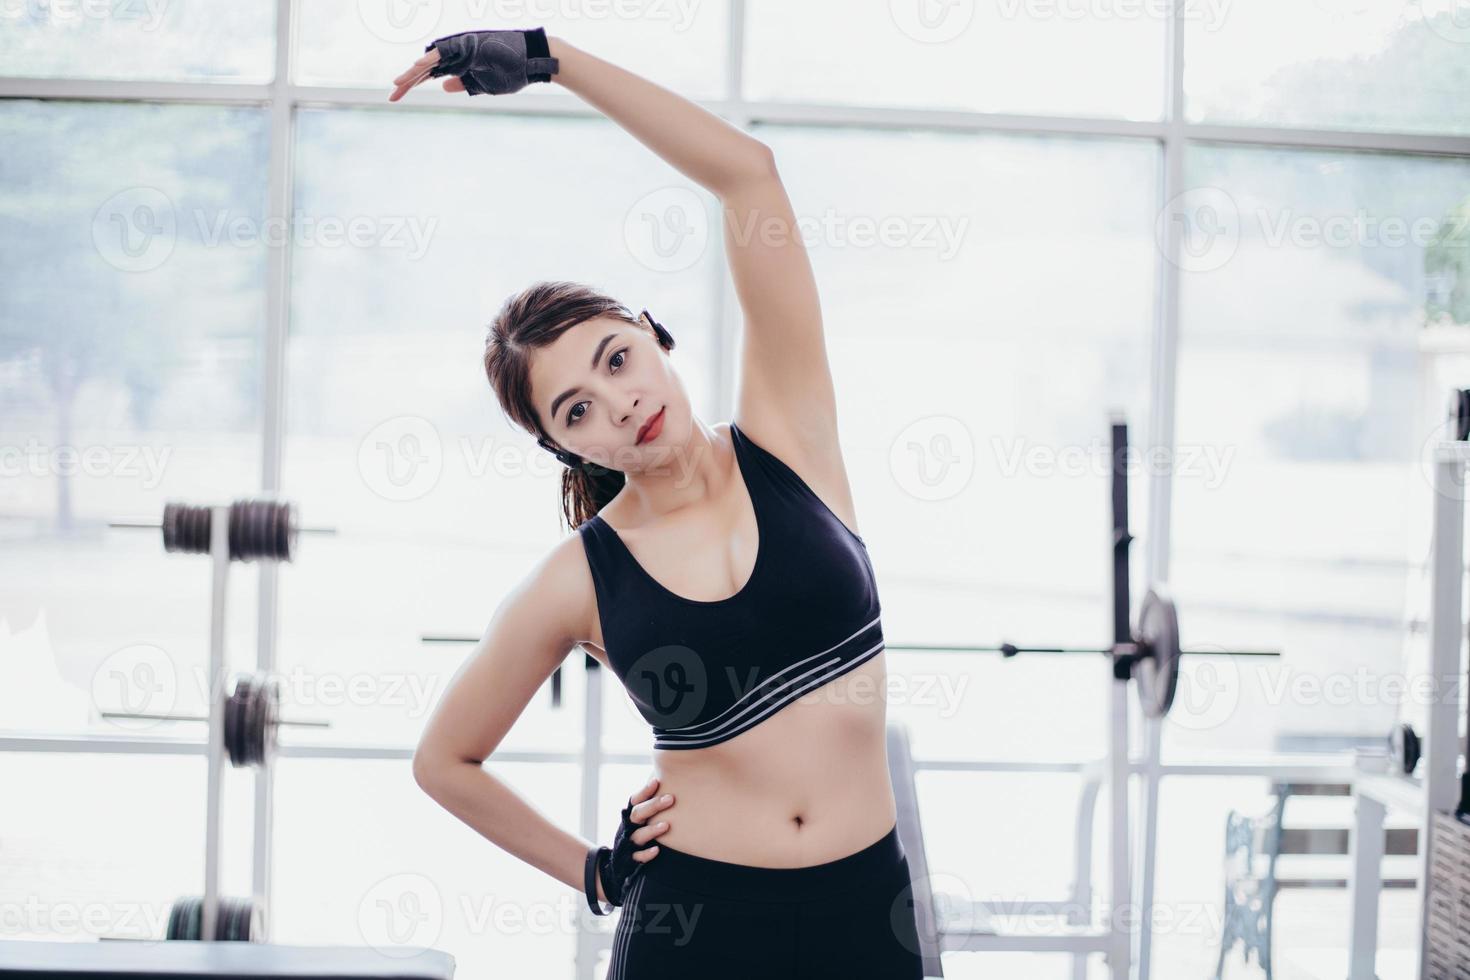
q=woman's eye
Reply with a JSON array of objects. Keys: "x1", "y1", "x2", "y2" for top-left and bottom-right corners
[{"x1": 567, "y1": 349, "x2": 628, "y2": 426}]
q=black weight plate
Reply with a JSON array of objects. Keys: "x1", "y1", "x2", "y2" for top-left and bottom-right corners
[
  {"x1": 221, "y1": 898, "x2": 239, "y2": 941},
  {"x1": 1451, "y1": 389, "x2": 1470, "y2": 442},
  {"x1": 259, "y1": 500, "x2": 274, "y2": 561},
  {"x1": 246, "y1": 501, "x2": 263, "y2": 561},
  {"x1": 268, "y1": 500, "x2": 282, "y2": 561},
  {"x1": 187, "y1": 895, "x2": 202, "y2": 942},
  {"x1": 224, "y1": 681, "x2": 239, "y2": 767},
  {"x1": 236, "y1": 677, "x2": 254, "y2": 767},
  {"x1": 162, "y1": 502, "x2": 178, "y2": 552},
  {"x1": 229, "y1": 499, "x2": 244, "y2": 561},
  {"x1": 1389, "y1": 722, "x2": 1422, "y2": 775},
  {"x1": 263, "y1": 500, "x2": 277, "y2": 561},
  {"x1": 249, "y1": 674, "x2": 268, "y2": 766},
  {"x1": 227, "y1": 679, "x2": 249, "y2": 768},
  {"x1": 244, "y1": 675, "x2": 263, "y2": 766},
  {"x1": 173, "y1": 503, "x2": 189, "y2": 554},
  {"x1": 1135, "y1": 587, "x2": 1181, "y2": 720},
  {"x1": 165, "y1": 896, "x2": 184, "y2": 939}
]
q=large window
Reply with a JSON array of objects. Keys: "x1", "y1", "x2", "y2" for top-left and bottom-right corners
[{"x1": 4, "y1": 2, "x2": 1467, "y2": 977}]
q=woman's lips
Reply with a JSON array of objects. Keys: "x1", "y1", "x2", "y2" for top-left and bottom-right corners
[{"x1": 638, "y1": 407, "x2": 665, "y2": 445}]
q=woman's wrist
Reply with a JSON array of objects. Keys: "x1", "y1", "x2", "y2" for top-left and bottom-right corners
[{"x1": 545, "y1": 34, "x2": 570, "y2": 86}]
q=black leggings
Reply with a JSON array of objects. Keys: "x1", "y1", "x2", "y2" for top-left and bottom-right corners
[{"x1": 604, "y1": 821, "x2": 925, "y2": 979}]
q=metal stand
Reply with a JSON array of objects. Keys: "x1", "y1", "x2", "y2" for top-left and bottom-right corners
[{"x1": 1346, "y1": 442, "x2": 1467, "y2": 979}]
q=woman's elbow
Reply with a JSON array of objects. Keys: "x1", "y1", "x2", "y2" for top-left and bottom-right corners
[
  {"x1": 719, "y1": 142, "x2": 779, "y2": 198},
  {"x1": 412, "y1": 747, "x2": 462, "y2": 793}
]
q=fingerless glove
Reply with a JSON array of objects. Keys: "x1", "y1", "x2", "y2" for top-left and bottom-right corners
[
  {"x1": 584, "y1": 796, "x2": 648, "y2": 915},
  {"x1": 424, "y1": 26, "x2": 559, "y2": 96}
]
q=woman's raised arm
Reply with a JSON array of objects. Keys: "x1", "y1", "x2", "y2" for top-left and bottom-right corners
[{"x1": 546, "y1": 35, "x2": 774, "y2": 199}]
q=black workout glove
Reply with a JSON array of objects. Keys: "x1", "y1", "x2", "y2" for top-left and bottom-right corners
[
  {"x1": 585, "y1": 796, "x2": 647, "y2": 914},
  {"x1": 423, "y1": 27, "x2": 559, "y2": 96}
]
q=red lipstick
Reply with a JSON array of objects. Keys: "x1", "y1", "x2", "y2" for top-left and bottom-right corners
[{"x1": 637, "y1": 407, "x2": 665, "y2": 445}]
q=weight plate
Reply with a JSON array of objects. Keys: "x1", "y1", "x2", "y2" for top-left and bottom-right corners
[
  {"x1": 245, "y1": 675, "x2": 264, "y2": 766},
  {"x1": 248, "y1": 501, "x2": 265, "y2": 561},
  {"x1": 227, "y1": 678, "x2": 250, "y2": 768},
  {"x1": 249, "y1": 674, "x2": 268, "y2": 766},
  {"x1": 1451, "y1": 389, "x2": 1470, "y2": 442},
  {"x1": 270, "y1": 502, "x2": 283, "y2": 564},
  {"x1": 229, "y1": 499, "x2": 243, "y2": 560},
  {"x1": 162, "y1": 502, "x2": 177, "y2": 552},
  {"x1": 1134, "y1": 587, "x2": 1181, "y2": 720},
  {"x1": 1389, "y1": 722, "x2": 1421, "y2": 775}
]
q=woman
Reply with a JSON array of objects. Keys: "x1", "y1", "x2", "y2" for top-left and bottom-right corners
[{"x1": 396, "y1": 27, "x2": 923, "y2": 979}]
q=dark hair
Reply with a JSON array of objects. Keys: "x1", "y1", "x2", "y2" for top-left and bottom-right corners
[{"x1": 483, "y1": 280, "x2": 641, "y2": 532}]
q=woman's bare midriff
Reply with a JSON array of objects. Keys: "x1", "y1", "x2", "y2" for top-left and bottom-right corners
[
  {"x1": 585, "y1": 637, "x2": 898, "y2": 868},
  {"x1": 651, "y1": 649, "x2": 897, "y2": 867}
]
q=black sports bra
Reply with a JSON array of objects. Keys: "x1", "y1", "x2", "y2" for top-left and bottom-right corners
[{"x1": 576, "y1": 421, "x2": 884, "y2": 751}]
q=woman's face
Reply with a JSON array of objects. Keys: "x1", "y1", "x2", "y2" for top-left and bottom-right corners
[{"x1": 531, "y1": 314, "x2": 684, "y2": 473}]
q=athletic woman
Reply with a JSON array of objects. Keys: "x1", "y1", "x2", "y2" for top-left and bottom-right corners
[{"x1": 395, "y1": 27, "x2": 923, "y2": 979}]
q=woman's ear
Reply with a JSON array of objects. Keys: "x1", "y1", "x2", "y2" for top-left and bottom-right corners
[{"x1": 640, "y1": 309, "x2": 675, "y2": 351}]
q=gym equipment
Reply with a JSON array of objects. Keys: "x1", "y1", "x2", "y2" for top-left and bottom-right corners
[
  {"x1": 1214, "y1": 795, "x2": 1286, "y2": 980},
  {"x1": 0, "y1": 939, "x2": 455, "y2": 978},
  {"x1": 876, "y1": 415, "x2": 1282, "y2": 979},
  {"x1": 1389, "y1": 722, "x2": 1422, "y2": 776},
  {"x1": 887, "y1": 418, "x2": 1278, "y2": 721},
  {"x1": 108, "y1": 498, "x2": 332, "y2": 943},
  {"x1": 1349, "y1": 420, "x2": 1470, "y2": 978},
  {"x1": 1426, "y1": 811, "x2": 1470, "y2": 979},
  {"x1": 1449, "y1": 387, "x2": 1470, "y2": 442},
  {"x1": 111, "y1": 498, "x2": 332, "y2": 561},
  {"x1": 166, "y1": 895, "x2": 262, "y2": 941},
  {"x1": 102, "y1": 673, "x2": 327, "y2": 769}
]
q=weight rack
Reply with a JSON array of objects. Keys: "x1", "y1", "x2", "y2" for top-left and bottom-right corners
[{"x1": 1348, "y1": 439, "x2": 1470, "y2": 979}]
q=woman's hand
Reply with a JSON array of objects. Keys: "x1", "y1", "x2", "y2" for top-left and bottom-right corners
[
  {"x1": 388, "y1": 27, "x2": 559, "y2": 102},
  {"x1": 597, "y1": 775, "x2": 675, "y2": 904},
  {"x1": 388, "y1": 48, "x2": 458, "y2": 102},
  {"x1": 625, "y1": 774, "x2": 675, "y2": 862}
]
